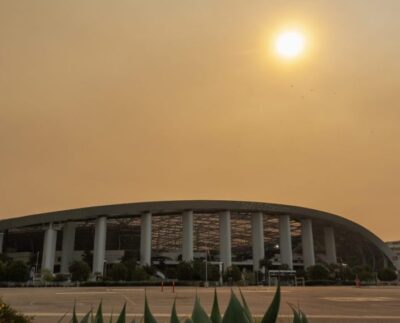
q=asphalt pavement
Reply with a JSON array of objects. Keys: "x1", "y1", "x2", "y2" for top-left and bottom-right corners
[{"x1": 1, "y1": 285, "x2": 400, "y2": 322}]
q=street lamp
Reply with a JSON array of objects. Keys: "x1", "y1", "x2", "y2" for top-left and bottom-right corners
[{"x1": 205, "y1": 247, "x2": 209, "y2": 287}]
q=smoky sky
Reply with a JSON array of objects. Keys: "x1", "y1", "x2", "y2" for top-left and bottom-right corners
[{"x1": 1, "y1": 1, "x2": 399, "y2": 240}]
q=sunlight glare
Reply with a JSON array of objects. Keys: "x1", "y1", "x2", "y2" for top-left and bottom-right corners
[{"x1": 275, "y1": 30, "x2": 305, "y2": 59}]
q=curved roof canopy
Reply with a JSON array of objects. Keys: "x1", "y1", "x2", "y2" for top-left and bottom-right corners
[{"x1": 0, "y1": 200, "x2": 398, "y2": 269}]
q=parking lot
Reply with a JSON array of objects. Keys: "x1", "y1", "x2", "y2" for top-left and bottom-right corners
[{"x1": 1, "y1": 285, "x2": 400, "y2": 322}]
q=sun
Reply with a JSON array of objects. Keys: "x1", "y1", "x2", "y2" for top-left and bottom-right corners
[{"x1": 275, "y1": 30, "x2": 305, "y2": 59}]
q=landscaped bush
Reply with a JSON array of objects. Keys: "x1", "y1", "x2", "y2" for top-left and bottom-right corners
[
  {"x1": 305, "y1": 279, "x2": 336, "y2": 286},
  {"x1": 327, "y1": 264, "x2": 355, "y2": 281},
  {"x1": 54, "y1": 273, "x2": 69, "y2": 282},
  {"x1": 224, "y1": 265, "x2": 242, "y2": 282},
  {"x1": 122, "y1": 258, "x2": 137, "y2": 281},
  {"x1": 377, "y1": 268, "x2": 397, "y2": 281},
  {"x1": 6, "y1": 261, "x2": 29, "y2": 282},
  {"x1": 0, "y1": 261, "x2": 6, "y2": 281},
  {"x1": 69, "y1": 260, "x2": 91, "y2": 282},
  {"x1": 193, "y1": 260, "x2": 220, "y2": 281},
  {"x1": 131, "y1": 266, "x2": 149, "y2": 281},
  {"x1": 61, "y1": 284, "x2": 308, "y2": 323},
  {"x1": 0, "y1": 297, "x2": 33, "y2": 323},
  {"x1": 177, "y1": 261, "x2": 194, "y2": 281},
  {"x1": 353, "y1": 265, "x2": 374, "y2": 282},
  {"x1": 306, "y1": 264, "x2": 330, "y2": 281},
  {"x1": 165, "y1": 267, "x2": 177, "y2": 279},
  {"x1": 41, "y1": 268, "x2": 55, "y2": 282},
  {"x1": 109, "y1": 263, "x2": 128, "y2": 281},
  {"x1": 143, "y1": 265, "x2": 156, "y2": 276}
]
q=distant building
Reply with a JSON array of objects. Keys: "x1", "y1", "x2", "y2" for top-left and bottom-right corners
[{"x1": 0, "y1": 200, "x2": 398, "y2": 275}]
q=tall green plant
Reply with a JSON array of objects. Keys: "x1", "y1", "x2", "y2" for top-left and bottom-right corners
[{"x1": 64, "y1": 284, "x2": 307, "y2": 323}]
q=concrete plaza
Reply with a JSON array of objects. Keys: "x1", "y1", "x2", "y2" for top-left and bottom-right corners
[{"x1": 1, "y1": 285, "x2": 400, "y2": 322}]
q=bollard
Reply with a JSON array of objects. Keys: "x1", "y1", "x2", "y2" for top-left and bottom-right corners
[
  {"x1": 172, "y1": 280, "x2": 175, "y2": 293},
  {"x1": 161, "y1": 280, "x2": 164, "y2": 292},
  {"x1": 355, "y1": 274, "x2": 361, "y2": 288}
]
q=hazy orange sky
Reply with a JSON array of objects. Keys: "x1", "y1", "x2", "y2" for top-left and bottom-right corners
[{"x1": 1, "y1": 1, "x2": 399, "y2": 241}]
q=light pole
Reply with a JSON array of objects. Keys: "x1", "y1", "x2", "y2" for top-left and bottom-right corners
[{"x1": 205, "y1": 247, "x2": 209, "y2": 287}]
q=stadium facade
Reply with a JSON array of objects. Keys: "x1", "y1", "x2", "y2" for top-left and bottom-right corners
[{"x1": 0, "y1": 200, "x2": 398, "y2": 275}]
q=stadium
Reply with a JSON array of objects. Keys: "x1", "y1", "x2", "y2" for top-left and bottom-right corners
[{"x1": 0, "y1": 200, "x2": 398, "y2": 276}]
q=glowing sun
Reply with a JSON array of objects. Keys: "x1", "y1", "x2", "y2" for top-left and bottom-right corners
[{"x1": 275, "y1": 31, "x2": 305, "y2": 59}]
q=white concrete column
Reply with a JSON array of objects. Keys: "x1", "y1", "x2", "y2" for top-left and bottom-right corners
[
  {"x1": 182, "y1": 210, "x2": 194, "y2": 262},
  {"x1": 279, "y1": 215, "x2": 293, "y2": 269},
  {"x1": 60, "y1": 222, "x2": 77, "y2": 274},
  {"x1": 301, "y1": 219, "x2": 315, "y2": 268},
  {"x1": 93, "y1": 216, "x2": 107, "y2": 274},
  {"x1": 41, "y1": 223, "x2": 57, "y2": 273},
  {"x1": 324, "y1": 227, "x2": 337, "y2": 264},
  {"x1": 251, "y1": 212, "x2": 265, "y2": 271},
  {"x1": 0, "y1": 232, "x2": 4, "y2": 253},
  {"x1": 140, "y1": 212, "x2": 152, "y2": 266},
  {"x1": 219, "y1": 210, "x2": 232, "y2": 269}
]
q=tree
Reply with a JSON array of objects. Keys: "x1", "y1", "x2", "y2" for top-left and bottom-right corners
[
  {"x1": 306, "y1": 265, "x2": 330, "y2": 281},
  {"x1": 69, "y1": 260, "x2": 91, "y2": 282},
  {"x1": 6, "y1": 261, "x2": 29, "y2": 282},
  {"x1": 109, "y1": 263, "x2": 128, "y2": 281},
  {"x1": 378, "y1": 268, "x2": 397, "y2": 281}
]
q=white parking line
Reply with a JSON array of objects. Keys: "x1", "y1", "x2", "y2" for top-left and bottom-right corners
[
  {"x1": 55, "y1": 291, "x2": 116, "y2": 295},
  {"x1": 321, "y1": 297, "x2": 397, "y2": 302},
  {"x1": 121, "y1": 294, "x2": 137, "y2": 306},
  {"x1": 107, "y1": 288, "x2": 144, "y2": 292}
]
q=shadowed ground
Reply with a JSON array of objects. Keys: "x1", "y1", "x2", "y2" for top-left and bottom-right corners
[{"x1": 1, "y1": 286, "x2": 400, "y2": 322}]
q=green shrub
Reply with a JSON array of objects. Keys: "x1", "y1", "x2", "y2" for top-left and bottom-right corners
[
  {"x1": 0, "y1": 261, "x2": 6, "y2": 281},
  {"x1": 69, "y1": 260, "x2": 91, "y2": 282},
  {"x1": 177, "y1": 261, "x2": 194, "y2": 281},
  {"x1": 306, "y1": 264, "x2": 330, "y2": 280},
  {"x1": 131, "y1": 266, "x2": 149, "y2": 281},
  {"x1": 193, "y1": 260, "x2": 220, "y2": 281},
  {"x1": 54, "y1": 273, "x2": 69, "y2": 282},
  {"x1": 6, "y1": 261, "x2": 29, "y2": 282},
  {"x1": 353, "y1": 265, "x2": 374, "y2": 282},
  {"x1": 143, "y1": 265, "x2": 156, "y2": 276},
  {"x1": 122, "y1": 258, "x2": 137, "y2": 281},
  {"x1": 109, "y1": 263, "x2": 128, "y2": 281},
  {"x1": 328, "y1": 264, "x2": 355, "y2": 281},
  {"x1": 165, "y1": 267, "x2": 177, "y2": 279},
  {"x1": 62, "y1": 283, "x2": 308, "y2": 323},
  {"x1": 378, "y1": 268, "x2": 397, "y2": 281},
  {"x1": 41, "y1": 268, "x2": 54, "y2": 282},
  {"x1": 224, "y1": 265, "x2": 242, "y2": 282},
  {"x1": 0, "y1": 297, "x2": 33, "y2": 323}
]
